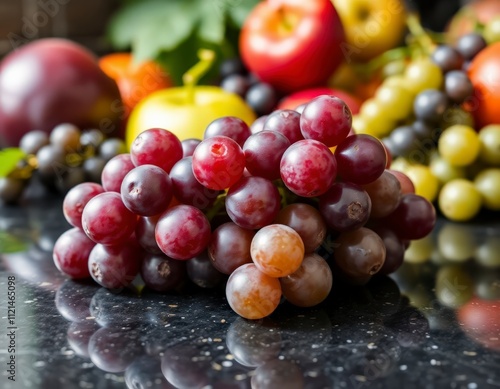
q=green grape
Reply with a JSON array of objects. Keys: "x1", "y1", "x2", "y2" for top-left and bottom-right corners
[
  {"x1": 474, "y1": 168, "x2": 500, "y2": 210},
  {"x1": 438, "y1": 125, "x2": 480, "y2": 167},
  {"x1": 479, "y1": 125, "x2": 500, "y2": 166},
  {"x1": 438, "y1": 179, "x2": 482, "y2": 221},
  {"x1": 404, "y1": 58, "x2": 443, "y2": 94},
  {"x1": 429, "y1": 156, "x2": 466, "y2": 185},
  {"x1": 405, "y1": 164, "x2": 439, "y2": 202},
  {"x1": 374, "y1": 84, "x2": 414, "y2": 121},
  {"x1": 483, "y1": 15, "x2": 500, "y2": 44}
]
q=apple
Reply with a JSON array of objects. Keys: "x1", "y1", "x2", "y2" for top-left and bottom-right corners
[
  {"x1": 239, "y1": 0, "x2": 345, "y2": 93},
  {"x1": 0, "y1": 38, "x2": 123, "y2": 148},
  {"x1": 126, "y1": 86, "x2": 256, "y2": 148},
  {"x1": 277, "y1": 87, "x2": 362, "y2": 114},
  {"x1": 331, "y1": 0, "x2": 407, "y2": 63}
]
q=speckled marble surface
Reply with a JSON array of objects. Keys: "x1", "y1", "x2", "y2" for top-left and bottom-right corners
[{"x1": 0, "y1": 192, "x2": 499, "y2": 389}]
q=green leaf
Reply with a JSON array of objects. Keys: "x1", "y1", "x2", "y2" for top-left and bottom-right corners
[
  {"x1": 0, "y1": 231, "x2": 28, "y2": 254},
  {"x1": 0, "y1": 148, "x2": 25, "y2": 178},
  {"x1": 227, "y1": 0, "x2": 261, "y2": 27},
  {"x1": 197, "y1": 1, "x2": 226, "y2": 44}
]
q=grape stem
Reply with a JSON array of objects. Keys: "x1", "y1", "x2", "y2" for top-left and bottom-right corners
[
  {"x1": 205, "y1": 193, "x2": 226, "y2": 222},
  {"x1": 182, "y1": 49, "x2": 216, "y2": 104}
]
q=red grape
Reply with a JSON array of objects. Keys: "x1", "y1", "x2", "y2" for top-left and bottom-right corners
[
  {"x1": 387, "y1": 169, "x2": 415, "y2": 194},
  {"x1": 362, "y1": 170, "x2": 402, "y2": 218},
  {"x1": 82, "y1": 192, "x2": 138, "y2": 245},
  {"x1": 135, "y1": 215, "x2": 162, "y2": 254},
  {"x1": 192, "y1": 135, "x2": 245, "y2": 190},
  {"x1": 63, "y1": 182, "x2": 104, "y2": 229},
  {"x1": 203, "y1": 116, "x2": 251, "y2": 147},
  {"x1": 181, "y1": 138, "x2": 201, "y2": 157},
  {"x1": 300, "y1": 95, "x2": 352, "y2": 147},
  {"x1": 155, "y1": 205, "x2": 211, "y2": 260},
  {"x1": 101, "y1": 153, "x2": 135, "y2": 192},
  {"x1": 280, "y1": 139, "x2": 337, "y2": 197},
  {"x1": 263, "y1": 109, "x2": 303, "y2": 143},
  {"x1": 53, "y1": 227, "x2": 95, "y2": 279}
]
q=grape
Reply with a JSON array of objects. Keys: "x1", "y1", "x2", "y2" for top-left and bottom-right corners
[
  {"x1": 280, "y1": 139, "x2": 337, "y2": 197},
  {"x1": 300, "y1": 95, "x2": 352, "y2": 147},
  {"x1": 474, "y1": 168, "x2": 500, "y2": 210},
  {"x1": 412, "y1": 120, "x2": 434, "y2": 140},
  {"x1": 181, "y1": 138, "x2": 201, "y2": 158},
  {"x1": 334, "y1": 227, "x2": 386, "y2": 279},
  {"x1": 371, "y1": 227, "x2": 405, "y2": 275},
  {"x1": 429, "y1": 156, "x2": 466, "y2": 185},
  {"x1": 219, "y1": 57, "x2": 246, "y2": 78},
  {"x1": 386, "y1": 125, "x2": 418, "y2": 157},
  {"x1": 431, "y1": 45, "x2": 464, "y2": 73},
  {"x1": 243, "y1": 130, "x2": 291, "y2": 180},
  {"x1": 374, "y1": 84, "x2": 413, "y2": 121},
  {"x1": 80, "y1": 129, "x2": 104, "y2": 150},
  {"x1": 19, "y1": 130, "x2": 49, "y2": 154},
  {"x1": 192, "y1": 135, "x2": 245, "y2": 190},
  {"x1": 438, "y1": 177, "x2": 481, "y2": 221},
  {"x1": 208, "y1": 222, "x2": 255, "y2": 275},
  {"x1": 387, "y1": 169, "x2": 415, "y2": 194},
  {"x1": 130, "y1": 128, "x2": 183, "y2": 173},
  {"x1": 383, "y1": 193, "x2": 436, "y2": 239},
  {"x1": 444, "y1": 70, "x2": 473, "y2": 104},
  {"x1": 36, "y1": 144, "x2": 65, "y2": 182},
  {"x1": 225, "y1": 263, "x2": 281, "y2": 319},
  {"x1": 250, "y1": 224, "x2": 305, "y2": 278},
  {"x1": 186, "y1": 251, "x2": 226, "y2": 288},
  {"x1": 169, "y1": 157, "x2": 219, "y2": 210},
  {"x1": 274, "y1": 203, "x2": 327, "y2": 253},
  {"x1": 101, "y1": 153, "x2": 135, "y2": 192},
  {"x1": 225, "y1": 176, "x2": 281, "y2": 229},
  {"x1": 141, "y1": 253, "x2": 186, "y2": 292},
  {"x1": 438, "y1": 124, "x2": 480, "y2": 166},
  {"x1": 319, "y1": 182, "x2": 371, "y2": 232},
  {"x1": 405, "y1": 165, "x2": 439, "y2": 202},
  {"x1": 335, "y1": 134, "x2": 387, "y2": 185},
  {"x1": 456, "y1": 33, "x2": 487, "y2": 60},
  {"x1": 82, "y1": 156, "x2": 106, "y2": 183},
  {"x1": 135, "y1": 215, "x2": 163, "y2": 255},
  {"x1": 53, "y1": 227, "x2": 95, "y2": 279},
  {"x1": 250, "y1": 115, "x2": 268, "y2": 134},
  {"x1": 0, "y1": 177, "x2": 25, "y2": 204},
  {"x1": 98, "y1": 138, "x2": 127, "y2": 161},
  {"x1": 263, "y1": 109, "x2": 303, "y2": 144},
  {"x1": 55, "y1": 166, "x2": 86, "y2": 194},
  {"x1": 280, "y1": 253, "x2": 332, "y2": 307},
  {"x1": 88, "y1": 240, "x2": 143, "y2": 290},
  {"x1": 50, "y1": 123, "x2": 81, "y2": 152},
  {"x1": 203, "y1": 116, "x2": 251, "y2": 147},
  {"x1": 362, "y1": 170, "x2": 402, "y2": 218},
  {"x1": 413, "y1": 89, "x2": 449, "y2": 123},
  {"x1": 479, "y1": 125, "x2": 500, "y2": 165},
  {"x1": 63, "y1": 182, "x2": 105, "y2": 229},
  {"x1": 155, "y1": 205, "x2": 211, "y2": 260},
  {"x1": 404, "y1": 58, "x2": 443, "y2": 93},
  {"x1": 82, "y1": 192, "x2": 138, "y2": 246},
  {"x1": 120, "y1": 164, "x2": 173, "y2": 216},
  {"x1": 245, "y1": 82, "x2": 278, "y2": 116},
  {"x1": 220, "y1": 74, "x2": 249, "y2": 97}
]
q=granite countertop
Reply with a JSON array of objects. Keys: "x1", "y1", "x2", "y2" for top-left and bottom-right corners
[{"x1": 0, "y1": 190, "x2": 499, "y2": 389}]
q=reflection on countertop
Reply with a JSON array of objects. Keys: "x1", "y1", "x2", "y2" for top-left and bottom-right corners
[{"x1": 0, "y1": 197, "x2": 499, "y2": 389}]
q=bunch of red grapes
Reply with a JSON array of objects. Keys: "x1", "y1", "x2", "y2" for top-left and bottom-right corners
[{"x1": 53, "y1": 95, "x2": 436, "y2": 320}]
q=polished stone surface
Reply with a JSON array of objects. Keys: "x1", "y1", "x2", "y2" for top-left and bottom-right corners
[{"x1": 0, "y1": 191, "x2": 499, "y2": 389}]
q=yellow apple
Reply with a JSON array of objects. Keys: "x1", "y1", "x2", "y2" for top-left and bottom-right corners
[{"x1": 332, "y1": 0, "x2": 407, "y2": 63}]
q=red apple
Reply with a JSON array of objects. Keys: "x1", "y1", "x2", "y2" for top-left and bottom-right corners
[
  {"x1": 0, "y1": 38, "x2": 123, "y2": 147},
  {"x1": 277, "y1": 87, "x2": 362, "y2": 114},
  {"x1": 239, "y1": 0, "x2": 345, "y2": 93}
]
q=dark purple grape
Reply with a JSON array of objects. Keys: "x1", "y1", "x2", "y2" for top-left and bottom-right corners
[
  {"x1": 371, "y1": 226, "x2": 405, "y2": 275},
  {"x1": 19, "y1": 129, "x2": 49, "y2": 154},
  {"x1": 135, "y1": 215, "x2": 163, "y2": 254},
  {"x1": 186, "y1": 251, "x2": 226, "y2": 288},
  {"x1": 411, "y1": 120, "x2": 433, "y2": 140},
  {"x1": 388, "y1": 125, "x2": 419, "y2": 157},
  {"x1": 456, "y1": 33, "x2": 487, "y2": 60},
  {"x1": 243, "y1": 130, "x2": 290, "y2": 180},
  {"x1": 263, "y1": 109, "x2": 303, "y2": 144},
  {"x1": 169, "y1": 157, "x2": 219, "y2": 210},
  {"x1": 362, "y1": 170, "x2": 402, "y2": 219},
  {"x1": 246, "y1": 82, "x2": 278, "y2": 116},
  {"x1": 413, "y1": 89, "x2": 449, "y2": 123},
  {"x1": 220, "y1": 74, "x2": 249, "y2": 97},
  {"x1": 88, "y1": 240, "x2": 144, "y2": 290},
  {"x1": 80, "y1": 128, "x2": 104, "y2": 150},
  {"x1": 335, "y1": 134, "x2": 387, "y2": 185},
  {"x1": 141, "y1": 253, "x2": 186, "y2": 292},
  {"x1": 225, "y1": 176, "x2": 281, "y2": 229},
  {"x1": 181, "y1": 138, "x2": 201, "y2": 157},
  {"x1": 431, "y1": 45, "x2": 464, "y2": 73},
  {"x1": 444, "y1": 70, "x2": 473, "y2": 104},
  {"x1": 36, "y1": 144, "x2": 65, "y2": 181},
  {"x1": 319, "y1": 182, "x2": 372, "y2": 232},
  {"x1": 219, "y1": 57, "x2": 247, "y2": 78},
  {"x1": 208, "y1": 222, "x2": 255, "y2": 274},
  {"x1": 82, "y1": 156, "x2": 106, "y2": 183},
  {"x1": 120, "y1": 164, "x2": 173, "y2": 216},
  {"x1": 55, "y1": 166, "x2": 86, "y2": 194}
]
